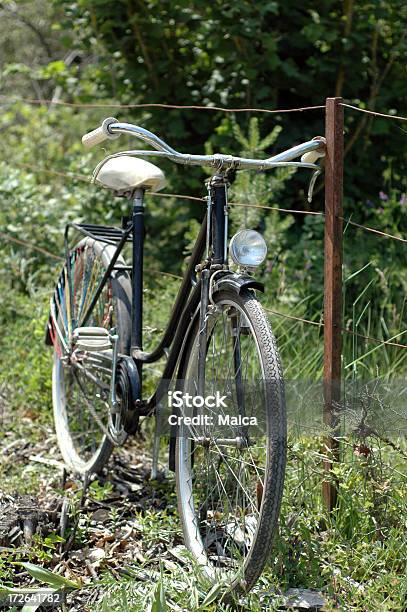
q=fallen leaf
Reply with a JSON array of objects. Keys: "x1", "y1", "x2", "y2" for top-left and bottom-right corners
[{"x1": 87, "y1": 548, "x2": 106, "y2": 568}]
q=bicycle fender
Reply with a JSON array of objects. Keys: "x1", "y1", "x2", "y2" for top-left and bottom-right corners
[{"x1": 213, "y1": 272, "x2": 264, "y2": 295}]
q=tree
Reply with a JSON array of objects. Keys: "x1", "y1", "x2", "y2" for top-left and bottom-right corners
[{"x1": 51, "y1": 0, "x2": 407, "y2": 205}]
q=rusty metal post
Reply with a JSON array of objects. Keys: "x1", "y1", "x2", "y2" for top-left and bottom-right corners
[{"x1": 323, "y1": 97, "x2": 344, "y2": 510}]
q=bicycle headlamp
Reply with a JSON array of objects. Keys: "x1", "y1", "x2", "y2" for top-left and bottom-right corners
[{"x1": 229, "y1": 230, "x2": 267, "y2": 268}]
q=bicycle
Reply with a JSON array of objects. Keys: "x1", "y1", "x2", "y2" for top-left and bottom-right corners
[{"x1": 45, "y1": 117, "x2": 325, "y2": 595}]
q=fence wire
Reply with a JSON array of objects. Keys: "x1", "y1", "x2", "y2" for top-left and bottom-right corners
[
  {"x1": 341, "y1": 102, "x2": 407, "y2": 122},
  {"x1": 2, "y1": 214, "x2": 406, "y2": 351},
  {"x1": 10, "y1": 161, "x2": 407, "y2": 244},
  {"x1": 1, "y1": 100, "x2": 406, "y2": 355},
  {"x1": 0, "y1": 94, "x2": 325, "y2": 114},
  {"x1": 1, "y1": 94, "x2": 406, "y2": 121}
]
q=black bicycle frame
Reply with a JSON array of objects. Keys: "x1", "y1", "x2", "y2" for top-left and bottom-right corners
[
  {"x1": 130, "y1": 189, "x2": 145, "y2": 357},
  {"x1": 53, "y1": 175, "x2": 230, "y2": 409}
]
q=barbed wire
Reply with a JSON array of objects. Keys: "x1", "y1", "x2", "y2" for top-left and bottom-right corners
[
  {"x1": 152, "y1": 191, "x2": 205, "y2": 204},
  {"x1": 0, "y1": 230, "x2": 182, "y2": 282},
  {"x1": 228, "y1": 201, "x2": 323, "y2": 217},
  {"x1": 152, "y1": 192, "x2": 324, "y2": 217},
  {"x1": 0, "y1": 94, "x2": 325, "y2": 114},
  {"x1": 265, "y1": 307, "x2": 407, "y2": 348},
  {"x1": 341, "y1": 103, "x2": 407, "y2": 122},
  {"x1": 2, "y1": 228, "x2": 406, "y2": 350},
  {"x1": 1, "y1": 94, "x2": 406, "y2": 121},
  {"x1": 341, "y1": 218, "x2": 407, "y2": 244},
  {"x1": 342, "y1": 327, "x2": 407, "y2": 349},
  {"x1": 0, "y1": 230, "x2": 64, "y2": 261},
  {"x1": 264, "y1": 308, "x2": 323, "y2": 327},
  {"x1": 14, "y1": 161, "x2": 90, "y2": 183},
  {"x1": 3, "y1": 135, "x2": 407, "y2": 352},
  {"x1": 11, "y1": 161, "x2": 324, "y2": 218},
  {"x1": 96, "y1": 195, "x2": 407, "y2": 245},
  {"x1": 12, "y1": 161, "x2": 407, "y2": 243}
]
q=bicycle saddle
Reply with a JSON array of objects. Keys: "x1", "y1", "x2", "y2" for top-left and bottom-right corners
[{"x1": 94, "y1": 155, "x2": 166, "y2": 194}]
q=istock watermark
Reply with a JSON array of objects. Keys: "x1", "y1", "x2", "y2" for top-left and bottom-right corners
[
  {"x1": 168, "y1": 390, "x2": 228, "y2": 409},
  {"x1": 166, "y1": 389, "x2": 259, "y2": 429},
  {"x1": 152, "y1": 379, "x2": 407, "y2": 439}
]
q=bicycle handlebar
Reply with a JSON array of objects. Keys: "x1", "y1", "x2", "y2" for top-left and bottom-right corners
[{"x1": 82, "y1": 118, "x2": 326, "y2": 171}]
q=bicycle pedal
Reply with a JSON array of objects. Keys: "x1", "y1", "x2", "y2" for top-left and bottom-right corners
[{"x1": 72, "y1": 327, "x2": 113, "y2": 352}]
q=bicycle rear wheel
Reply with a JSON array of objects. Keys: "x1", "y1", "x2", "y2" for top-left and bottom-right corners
[
  {"x1": 51, "y1": 238, "x2": 131, "y2": 474},
  {"x1": 175, "y1": 288, "x2": 286, "y2": 594}
]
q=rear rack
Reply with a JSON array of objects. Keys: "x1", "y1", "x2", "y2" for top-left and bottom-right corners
[
  {"x1": 68, "y1": 222, "x2": 133, "y2": 246},
  {"x1": 46, "y1": 221, "x2": 133, "y2": 347}
]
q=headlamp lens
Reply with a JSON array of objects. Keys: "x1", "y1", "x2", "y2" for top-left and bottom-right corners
[{"x1": 229, "y1": 230, "x2": 267, "y2": 267}]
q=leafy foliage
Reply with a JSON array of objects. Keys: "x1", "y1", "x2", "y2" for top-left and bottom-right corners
[
  {"x1": 49, "y1": 0, "x2": 407, "y2": 201},
  {"x1": 0, "y1": 3, "x2": 406, "y2": 610}
]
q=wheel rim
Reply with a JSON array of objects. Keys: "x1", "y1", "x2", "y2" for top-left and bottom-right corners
[
  {"x1": 177, "y1": 297, "x2": 273, "y2": 586},
  {"x1": 52, "y1": 241, "x2": 119, "y2": 470}
]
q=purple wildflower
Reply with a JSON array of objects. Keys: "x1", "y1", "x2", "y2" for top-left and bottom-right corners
[
  {"x1": 379, "y1": 191, "x2": 388, "y2": 201},
  {"x1": 399, "y1": 193, "x2": 406, "y2": 205}
]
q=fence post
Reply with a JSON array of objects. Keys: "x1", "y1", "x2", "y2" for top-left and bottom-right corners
[{"x1": 323, "y1": 97, "x2": 344, "y2": 510}]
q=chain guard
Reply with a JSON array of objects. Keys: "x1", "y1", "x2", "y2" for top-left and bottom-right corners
[{"x1": 114, "y1": 356, "x2": 141, "y2": 435}]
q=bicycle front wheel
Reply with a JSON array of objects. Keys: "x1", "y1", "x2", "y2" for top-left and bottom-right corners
[{"x1": 175, "y1": 288, "x2": 286, "y2": 594}]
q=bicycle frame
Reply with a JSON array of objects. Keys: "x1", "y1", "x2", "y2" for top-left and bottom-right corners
[
  {"x1": 49, "y1": 172, "x2": 246, "y2": 416},
  {"x1": 47, "y1": 129, "x2": 324, "y2": 387}
]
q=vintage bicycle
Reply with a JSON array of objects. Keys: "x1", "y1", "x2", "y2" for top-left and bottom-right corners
[{"x1": 45, "y1": 117, "x2": 325, "y2": 594}]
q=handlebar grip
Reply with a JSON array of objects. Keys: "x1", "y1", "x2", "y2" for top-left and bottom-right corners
[
  {"x1": 82, "y1": 126, "x2": 106, "y2": 148},
  {"x1": 301, "y1": 150, "x2": 325, "y2": 164},
  {"x1": 82, "y1": 117, "x2": 119, "y2": 148},
  {"x1": 301, "y1": 136, "x2": 326, "y2": 164}
]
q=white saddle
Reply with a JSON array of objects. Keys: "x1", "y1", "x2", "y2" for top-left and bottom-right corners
[{"x1": 94, "y1": 156, "x2": 166, "y2": 194}]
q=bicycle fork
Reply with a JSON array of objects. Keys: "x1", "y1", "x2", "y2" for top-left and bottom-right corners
[{"x1": 197, "y1": 175, "x2": 251, "y2": 444}]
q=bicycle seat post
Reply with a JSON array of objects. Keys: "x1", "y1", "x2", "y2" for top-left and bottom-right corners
[{"x1": 131, "y1": 187, "x2": 145, "y2": 376}]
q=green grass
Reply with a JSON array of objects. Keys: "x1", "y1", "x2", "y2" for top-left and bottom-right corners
[
  {"x1": 0, "y1": 275, "x2": 406, "y2": 611},
  {"x1": 87, "y1": 436, "x2": 406, "y2": 611}
]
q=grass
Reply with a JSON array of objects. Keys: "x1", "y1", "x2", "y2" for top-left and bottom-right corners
[
  {"x1": 0, "y1": 270, "x2": 406, "y2": 610},
  {"x1": 81, "y1": 436, "x2": 407, "y2": 611}
]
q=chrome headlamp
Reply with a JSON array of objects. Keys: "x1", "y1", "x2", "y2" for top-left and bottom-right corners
[{"x1": 229, "y1": 230, "x2": 267, "y2": 268}]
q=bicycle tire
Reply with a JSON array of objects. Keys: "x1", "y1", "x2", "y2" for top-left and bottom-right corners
[{"x1": 175, "y1": 288, "x2": 286, "y2": 594}]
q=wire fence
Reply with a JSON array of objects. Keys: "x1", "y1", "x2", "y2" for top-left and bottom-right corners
[
  {"x1": 0, "y1": 230, "x2": 64, "y2": 261},
  {"x1": 0, "y1": 95, "x2": 407, "y2": 510},
  {"x1": 1, "y1": 94, "x2": 406, "y2": 121},
  {"x1": 341, "y1": 103, "x2": 407, "y2": 122},
  {"x1": 1, "y1": 98, "x2": 407, "y2": 357},
  {"x1": 9, "y1": 161, "x2": 407, "y2": 245},
  {"x1": 2, "y1": 95, "x2": 406, "y2": 515},
  {"x1": 0, "y1": 94, "x2": 325, "y2": 114},
  {"x1": 2, "y1": 162, "x2": 406, "y2": 351}
]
